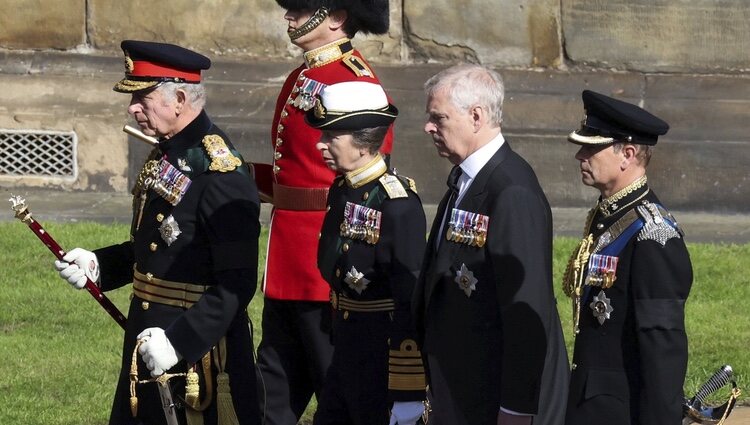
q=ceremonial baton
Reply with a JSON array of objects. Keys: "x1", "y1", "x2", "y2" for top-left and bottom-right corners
[{"x1": 9, "y1": 195, "x2": 127, "y2": 330}]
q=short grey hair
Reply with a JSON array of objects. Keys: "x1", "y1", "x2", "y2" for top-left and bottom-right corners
[
  {"x1": 424, "y1": 64, "x2": 505, "y2": 127},
  {"x1": 157, "y1": 82, "x2": 207, "y2": 110},
  {"x1": 351, "y1": 126, "x2": 389, "y2": 154}
]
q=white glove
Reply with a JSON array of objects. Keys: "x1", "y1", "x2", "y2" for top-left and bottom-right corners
[
  {"x1": 137, "y1": 327, "x2": 182, "y2": 377},
  {"x1": 54, "y1": 248, "x2": 100, "y2": 289},
  {"x1": 389, "y1": 401, "x2": 424, "y2": 425}
]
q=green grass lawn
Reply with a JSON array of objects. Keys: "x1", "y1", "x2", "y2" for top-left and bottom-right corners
[{"x1": 0, "y1": 222, "x2": 747, "y2": 424}]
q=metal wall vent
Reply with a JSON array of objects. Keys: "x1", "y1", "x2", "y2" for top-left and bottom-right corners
[{"x1": 0, "y1": 129, "x2": 77, "y2": 179}]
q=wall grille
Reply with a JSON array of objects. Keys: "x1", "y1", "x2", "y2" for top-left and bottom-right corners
[{"x1": 0, "y1": 129, "x2": 77, "y2": 178}]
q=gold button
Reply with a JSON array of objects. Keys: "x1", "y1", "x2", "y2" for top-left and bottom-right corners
[
  {"x1": 362, "y1": 192, "x2": 369, "y2": 200},
  {"x1": 156, "y1": 213, "x2": 164, "y2": 223},
  {"x1": 146, "y1": 273, "x2": 153, "y2": 282},
  {"x1": 292, "y1": 86, "x2": 300, "y2": 93},
  {"x1": 343, "y1": 311, "x2": 349, "y2": 320},
  {"x1": 298, "y1": 74, "x2": 306, "y2": 81},
  {"x1": 273, "y1": 165, "x2": 281, "y2": 174},
  {"x1": 141, "y1": 301, "x2": 150, "y2": 310},
  {"x1": 149, "y1": 242, "x2": 157, "y2": 252},
  {"x1": 335, "y1": 268, "x2": 341, "y2": 278},
  {"x1": 571, "y1": 363, "x2": 577, "y2": 370},
  {"x1": 287, "y1": 97, "x2": 294, "y2": 104},
  {"x1": 277, "y1": 124, "x2": 284, "y2": 133},
  {"x1": 276, "y1": 138, "x2": 283, "y2": 147},
  {"x1": 274, "y1": 151, "x2": 282, "y2": 160},
  {"x1": 596, "y1": 223, "x2": 604, "y2": 229},
  {"x1": 342, "y1": 243, "x2": 349, "y2": 252},
  {"x1": 326, "y1": 205, "x2": 331, "y2": 211},
  {"x1": 318, "y1": 232, "x2": 322, "y2": 239},
  {"x1": 281, "y1": 110, "x2": 288, "y2": 118}
]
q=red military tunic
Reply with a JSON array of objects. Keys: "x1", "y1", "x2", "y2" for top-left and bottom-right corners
[{"x1": 263, "y1": 38, "x2": 393, "y2": 301}]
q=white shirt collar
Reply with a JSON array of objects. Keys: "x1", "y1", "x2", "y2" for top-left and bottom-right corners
[{"x1": 458, "y1": 132, "x2": 505, "y2": 179}]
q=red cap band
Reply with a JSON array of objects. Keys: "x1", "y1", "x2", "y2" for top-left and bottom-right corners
[{"x1": 130, "y1": 60, "x2": 202, "y2": 82}]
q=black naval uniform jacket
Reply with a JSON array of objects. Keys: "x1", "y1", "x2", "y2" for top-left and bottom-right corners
[
  {"x1": 565, "y1": 186, "x2": 692, "y2": 425},
  {"x1": 94, "y1": 111, "x2": 261, "y2": 425},
  {"x1": 315, "y1": 156, "x2": 427, "y2": 424},
  {"x1": 412, "y1": 142, "x2": 569, "y2": 425}
]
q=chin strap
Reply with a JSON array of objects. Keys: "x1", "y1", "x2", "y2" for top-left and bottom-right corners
[{"x1": 288, "y1": 7, "x2": 330, "y2": 40}]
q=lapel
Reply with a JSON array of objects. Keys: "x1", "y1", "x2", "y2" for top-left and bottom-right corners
[{"x1": 423, "y1": 142, "x2": 512, "y2": 306}]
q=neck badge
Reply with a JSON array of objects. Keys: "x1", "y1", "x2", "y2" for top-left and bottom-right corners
[
  {"x1": 455, "y1": 263, "x2": 478, "y2": 297},
  {"x1": 344, "y1": 266, "x2": 370, "y2": 294},
  {"x1": 446, "y1": 208, "x2": 489, "y2": 247},
  {"x1": 340, "y1": 201, "x2": 381, "y2": 245},
  {"x1": 590, "y1": 290, "x2": 614, "y2": 325}
]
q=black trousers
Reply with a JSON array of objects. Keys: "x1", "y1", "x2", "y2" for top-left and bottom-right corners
[
  {"x1": 313, "y1": 311, "x2": 390, "y2": 425},
  {"x1": 256, "y1": 298, "x2": 334, "y2": 425}
]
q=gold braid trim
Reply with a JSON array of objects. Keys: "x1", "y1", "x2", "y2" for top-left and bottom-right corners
[
  {"x1": 185, "y1": 353, "x2": 213, "y2": 425},
  {"x1": 213, "y1": 338, "x2": 239, "y2": 425},
  {"x1": 562, "y1": 207, "x2": 597, "y2": 334}
]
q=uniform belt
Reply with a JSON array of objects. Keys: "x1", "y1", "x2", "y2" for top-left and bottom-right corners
[
  {"x1": 133, "y1": 270, "x2": 206, "y2": 309},
  {"x1": 329, "y1": 291, "x2": 395, "y2": 312},
  {"x1": 272, "y1": 183, "x2": 329, "y2": 211}
]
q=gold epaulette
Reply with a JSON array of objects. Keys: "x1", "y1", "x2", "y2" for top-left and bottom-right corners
[
  {"x1": 203, "y1": 134, "x2": 241, "y2": 172},
  {"x1": 379, "y1": 174, "x2": 409, "y2": 199},
  {"x1": 388, "y1": 339, "x2": 426, "y2": 391},
  {"x1": 343, "y1": 55, "x2": 374, "y2": 78}
]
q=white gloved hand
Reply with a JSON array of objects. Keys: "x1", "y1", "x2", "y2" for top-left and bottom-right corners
[
  {"x1": 54, "y1": 248, "x2": 100, "y2": 289},
  {"x1": 389, "y1": 401, "x2": 424, "y2": 425},
  {"x1": 137, "y1": 327, "x2": 181, "y2": 377}
]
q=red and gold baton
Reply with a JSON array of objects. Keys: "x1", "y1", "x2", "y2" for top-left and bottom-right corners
[{"x1": 9, "y1": 194, "x2": 127, "y2": 330}]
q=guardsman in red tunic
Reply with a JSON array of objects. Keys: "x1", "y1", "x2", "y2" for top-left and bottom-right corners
[{"x1": 255, "y1": 2, "x2": 394, "y2": 424}]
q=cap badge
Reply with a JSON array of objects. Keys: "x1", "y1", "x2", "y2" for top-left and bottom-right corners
[
  {"x1": 124, "y1": 52, "x2": 134, "y2": 74},
  {"x1": 446, "y1": 208, "x2": 489, "y2": 247},
  {"x1": 590, "y1": 290, "x2": 614, "y2": 325},
  {"x1": 340, "y1": 202, "x2": 381, "y2": 245},
  {"x1": 314, "y1": 99, "x2": 326, "y2": 119},
  {"x1": 455, "y1": 263, "x2": 478, "y2": 297},
  {"x1": 344, "y1": 266, "x2": 370, "y2": 294},
  {"x1": 158, "y1": 215, "x2": 182, "y2": 246}
]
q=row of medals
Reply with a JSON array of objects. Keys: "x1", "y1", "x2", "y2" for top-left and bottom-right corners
[
  {"x1": 446, "y1": 225, "x2": 486, "y2": 247},
  {"x1": 340, "y1": 222, "x2": 380, "y2": 245}
]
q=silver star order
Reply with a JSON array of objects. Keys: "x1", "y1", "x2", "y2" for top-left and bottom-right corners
[
  {"x1": 590, "y1": 290, "x2": 614, "y2": 325},
  {"x1": 455, "y1": 263, "x2": 477, "y2": 297},
  {"x1": 159, "y1": 215, "x2": 182, "y2": 246},
  {"x1": 344, "y1": 266, "x2": 370, "y2": 294}
]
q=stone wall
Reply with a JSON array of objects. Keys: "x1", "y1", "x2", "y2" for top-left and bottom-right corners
[{"x1": 0, "y1": 0, "x2": 749, "y2": 212}]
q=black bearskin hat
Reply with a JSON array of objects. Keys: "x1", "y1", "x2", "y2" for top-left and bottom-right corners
[{"x1": 275, "y1": 0, "x2": 389, "y2": 35}]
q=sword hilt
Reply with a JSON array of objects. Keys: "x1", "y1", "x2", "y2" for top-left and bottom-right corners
[{"x1": 691, "y1": 365, "x2": 733, "y2": 408}]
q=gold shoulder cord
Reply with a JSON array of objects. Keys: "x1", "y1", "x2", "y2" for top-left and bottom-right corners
[{"x1": 562, "y1": 207, "x2": 596, "y2": 334}]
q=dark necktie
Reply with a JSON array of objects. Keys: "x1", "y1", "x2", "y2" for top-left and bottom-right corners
[
  {"x1": 437, "y1": 166, "x2": 462, "y2": 247},
  {"x1": 446, "y1": 165, "x2": 462, "y2": 212}
]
